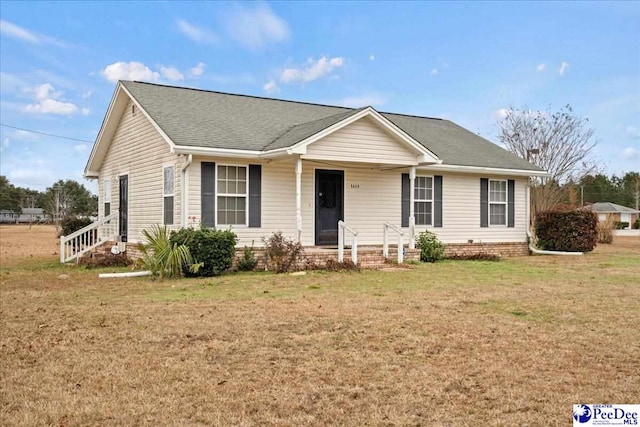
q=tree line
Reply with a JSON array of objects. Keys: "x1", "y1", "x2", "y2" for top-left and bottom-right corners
[{"x1": 0, "y1": 175, "x2": 97, "y2": 220}]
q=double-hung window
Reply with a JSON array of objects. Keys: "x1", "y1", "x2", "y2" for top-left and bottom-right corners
[
  {"x1": 103, "y1": 179, "x2": 111, "y2": 217},
  {"x1": 217, "y1": 165, "x2": 247, "y2": 225},
  {"x1": 163, "y1": 166, "x2": 175, "y2": 225},
  {"x1": 489, "y1": 180, "x2": 507, "y2": 225},
  {"x1": 414, "y1": 176, "x2": 433, "y2": 226}
]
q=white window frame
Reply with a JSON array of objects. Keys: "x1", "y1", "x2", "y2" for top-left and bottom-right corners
[
  {"x1": 414, "y1": 175, "x2": 434, "y2": 226},
  {"x1": 163, "y1": 165, "x2": 175, "y2": 225},
  {"x1": 489, "y1": 179, "x2": 507, "y2": 226},
  {"x1": 216, "y1": 164, "x2": 248, "y2": 227}
]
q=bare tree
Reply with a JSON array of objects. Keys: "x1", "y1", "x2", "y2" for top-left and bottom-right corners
[{"x1": 497, "y1": 105, "x2": 598, "y2": 218}]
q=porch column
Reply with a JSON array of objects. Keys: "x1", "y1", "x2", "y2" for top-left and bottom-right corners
[
  {"x1": 409, "y1": 166, "x2": 416, "y2": 249},
  {"x1": 295, "y1": 157, "x2": 302, "y2": 242}
]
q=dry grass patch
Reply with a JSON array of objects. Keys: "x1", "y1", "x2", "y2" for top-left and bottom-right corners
[{"x1": 1, "y1": 230, "x2": 639, "y2": 426}]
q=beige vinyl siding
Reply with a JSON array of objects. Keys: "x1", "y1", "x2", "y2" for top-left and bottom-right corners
[
  {"x1": 98, "y1": 100, "x2": 181, "y2": 243},
  {"x1": 187, "y1": 158, "x2": 528, "y2": 247},
  {"x1": 304, "y1": 117, "x2": 419, "y2": 165},
  {"x1": 410, "y1": 172, "x2": 528, "y2": 243},
  {"x1": 187, "y1": 157, "x2": 297, "y2": 245}
]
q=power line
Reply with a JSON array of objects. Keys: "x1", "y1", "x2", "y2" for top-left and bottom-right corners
[{"x1": 0, "y1": 123, "x2": 94, "y2": 143}]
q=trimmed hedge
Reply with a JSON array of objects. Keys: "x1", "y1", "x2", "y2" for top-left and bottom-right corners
[
  {"x1": 614, "y1": 221, "x2": 629, "y2": 230},
  {"x1": 535, "y1": 210, "x2": 598, "y2": 252},
  {"x1": 635, "y1": 219, "x2": 640, "y2": 230},
  {"x1": 170, "y1": 228, "x2": 238, "y2": 277}
]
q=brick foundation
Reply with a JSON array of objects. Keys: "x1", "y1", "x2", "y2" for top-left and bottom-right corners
[
  {"x1": 87, "y1": 241, "x2": 528, "y2": 270},
  {"x1": 444, "y1": 242, "x2": 529, "y2": 258}
]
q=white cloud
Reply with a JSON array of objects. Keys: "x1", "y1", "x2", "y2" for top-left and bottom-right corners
[
  {"x1": 101, "y1": 61, "x2": 160, "y2": 83},
  {"x1": 263, "y1": 80, "x2": 279, "y2": 94},
  {"x1": 74, "y1": 144, "x2": 88, "y2": 153},
  {"x1": 537, "y1": 63, "x2": 546, "y2": 72},
  {"x1": 0, "y1": 20, "x2": 68, "y2": 47},
  {"x1": 337, "y1": 93, "x2": 386, "y2": 108},
  {"x1": 0, "y1": 20, "x2": 39, "y2": 43},
  {"x1": 189, "y1": 62, "x2": 206, "y2": 77},
  {"x1": 224, "y1": 3, "x2": 290, "y2": 49},
  {"x1": 623, "y1": 147, "x2": 639, "y2": 160},
  {"x1": 280, "y1": 56, "x2": 344, "y2": 84},
  {"x1": 10, "y1": 130, "x2": 38, "y2": 141},
  {"x1": 25, "y1": 98, "x2": 78, "y2": 115},
  {"x1": 369, "y1": 54, "x2": 375, "y2": 61},
  {"x1": 559, "y1": 61, "x2": 569, "y2": 76},
  {"x1": 82, "y1": 90, "x2": 92, "y2": 99},
  {"x1": 9, "y1": 167, "x2": 54, "y2": 188},
  {"x1": 81, "y1": 107, "x2": 90, "y2": 116},
  {"x1": 176, "y1": 19, "x2": 218, "y2": 44},
  {"x1": 492, "y1": 108, "x2": 510, "y2": 120},
  {"x1": 430, "y1": 68, "x2": 438, "y2": 76},
  {"x1": 23, "y1": 83, "x2": 79, "y2": 115},
  {"x1": 160, "y1": 66, "x2": 184, "y2": 81}
]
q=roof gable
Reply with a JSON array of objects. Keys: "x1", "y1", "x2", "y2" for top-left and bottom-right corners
[{"x1": 87, "y1": 81, "x2": 546, "y2": 174}]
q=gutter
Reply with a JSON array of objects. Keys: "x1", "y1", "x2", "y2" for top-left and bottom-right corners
[{"x1": 526, "y1": 230, "x2": 583, "y2": 256}]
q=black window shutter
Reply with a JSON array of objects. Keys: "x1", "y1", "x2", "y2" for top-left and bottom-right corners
[
  {"x1": 480, "y1": 178, "x2": 489, "y2": 227},
  {"x1": 248, "y1": 164, "x2": 261, "y2": 228},
  {"x1": 434, "y1": 175, "x2": 443, "y2": 227},
  {"x1": 401, "y1": 173, "x2": 410, "y2": 227},
  {"x1": 201, "y1": 162, "x2": 215, "y2": 227},
  {"x1": 507, "y1": 179, "x2": 515, "y2": 228}
]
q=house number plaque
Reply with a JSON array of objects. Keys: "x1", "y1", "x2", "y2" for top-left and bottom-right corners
[{"x1": 350, "y1": 184, "x2": 360, "y2": 189}]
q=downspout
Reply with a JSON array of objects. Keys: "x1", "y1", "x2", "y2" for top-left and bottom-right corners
[{"x1": 181, "y1": 154, "x2": 193, "y2": 227}]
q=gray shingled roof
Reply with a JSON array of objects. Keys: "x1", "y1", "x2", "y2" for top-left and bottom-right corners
[
  {"x1": 121, "y1": 81, "x2": 543, "y2": 171},
  {"x1": 585, "y1": 202, "x2": 640, "y2": 213}
]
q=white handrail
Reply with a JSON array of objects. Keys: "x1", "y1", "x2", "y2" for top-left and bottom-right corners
[
  {"x1": 338, "y1": 220, "x2": 359, "y2": 264},
  {"x1": 60, "y1": 210, "x2": 119, "y2": 263},
  {"x1": 383, "y1": 222, "x2": 404, "y2": 263}
]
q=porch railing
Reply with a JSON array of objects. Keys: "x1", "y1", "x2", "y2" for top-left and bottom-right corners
[
  {"x1": 383, "y1": 222, "x2": 404, "y2": 263},
  {"x1": 59, "y1": 210, "x2": 119, "y2": 263},
  {"x1": 338, "y1": 220, "x2": 358, "y2": 264}
]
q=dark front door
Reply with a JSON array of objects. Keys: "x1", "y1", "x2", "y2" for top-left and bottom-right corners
[
  {"x1": 119, "y1": 175, "x2": 128, "y2": 242},
  {"x1": 315, "y1": 169, "x2": 344, "y2": 246}
]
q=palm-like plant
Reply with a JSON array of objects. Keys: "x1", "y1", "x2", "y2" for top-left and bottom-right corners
[{"x1": 137, "y1": 225, "x2": 201, "y2": 279}]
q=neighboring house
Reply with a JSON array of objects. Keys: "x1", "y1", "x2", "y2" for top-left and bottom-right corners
[
  {"x1": 0, "y1": 208, "x2": 45, "y2": 224},
  {"x1": 583, "y1": 202, "x2": 640, "y2": 228},
  {"x1": 75, "y1": 81, "x2": 548, "y2": 264}
]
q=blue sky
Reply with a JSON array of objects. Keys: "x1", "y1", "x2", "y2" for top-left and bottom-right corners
[{"x1": 1, "y1": 1, "x2": 638, "y2": 193}]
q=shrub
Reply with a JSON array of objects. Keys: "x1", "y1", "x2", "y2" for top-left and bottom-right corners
[
  {"x1": 79, "y1": 253, "x2": 131, "y2": 268},
  {"x1": 60, "y1": 217, "x2": 94, "y2": 237},
  {"x1": 535, "y1": 210, "x2": 597, "y2": 252},
  {"x1": 237, "y1": 245, "x2": 258, "y2": 272},
  {"x1": 416, "y1": 231, "x2": 445, "y2": 262},
  {"x1": 170, "y1": 227, "x2": 238, "y2": 277},
  {"x1": 263, "y1": 231, "x2": 304, "y2": 273},
  {"x1": 634, "y1": 219, "x2": 640, "y2": 229},
  {"x1": 597, "y1": 216, "x2": 615, "y2": 244},
  {"x1": 137, "y1": 225, "x2": 201, "y2": 279},
  {"x1": 325, "y1": 259, "x2": 360, "y2": 272},
  {"x1": 614, "y1": 221, "x2": 629, "y2": 230}
]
